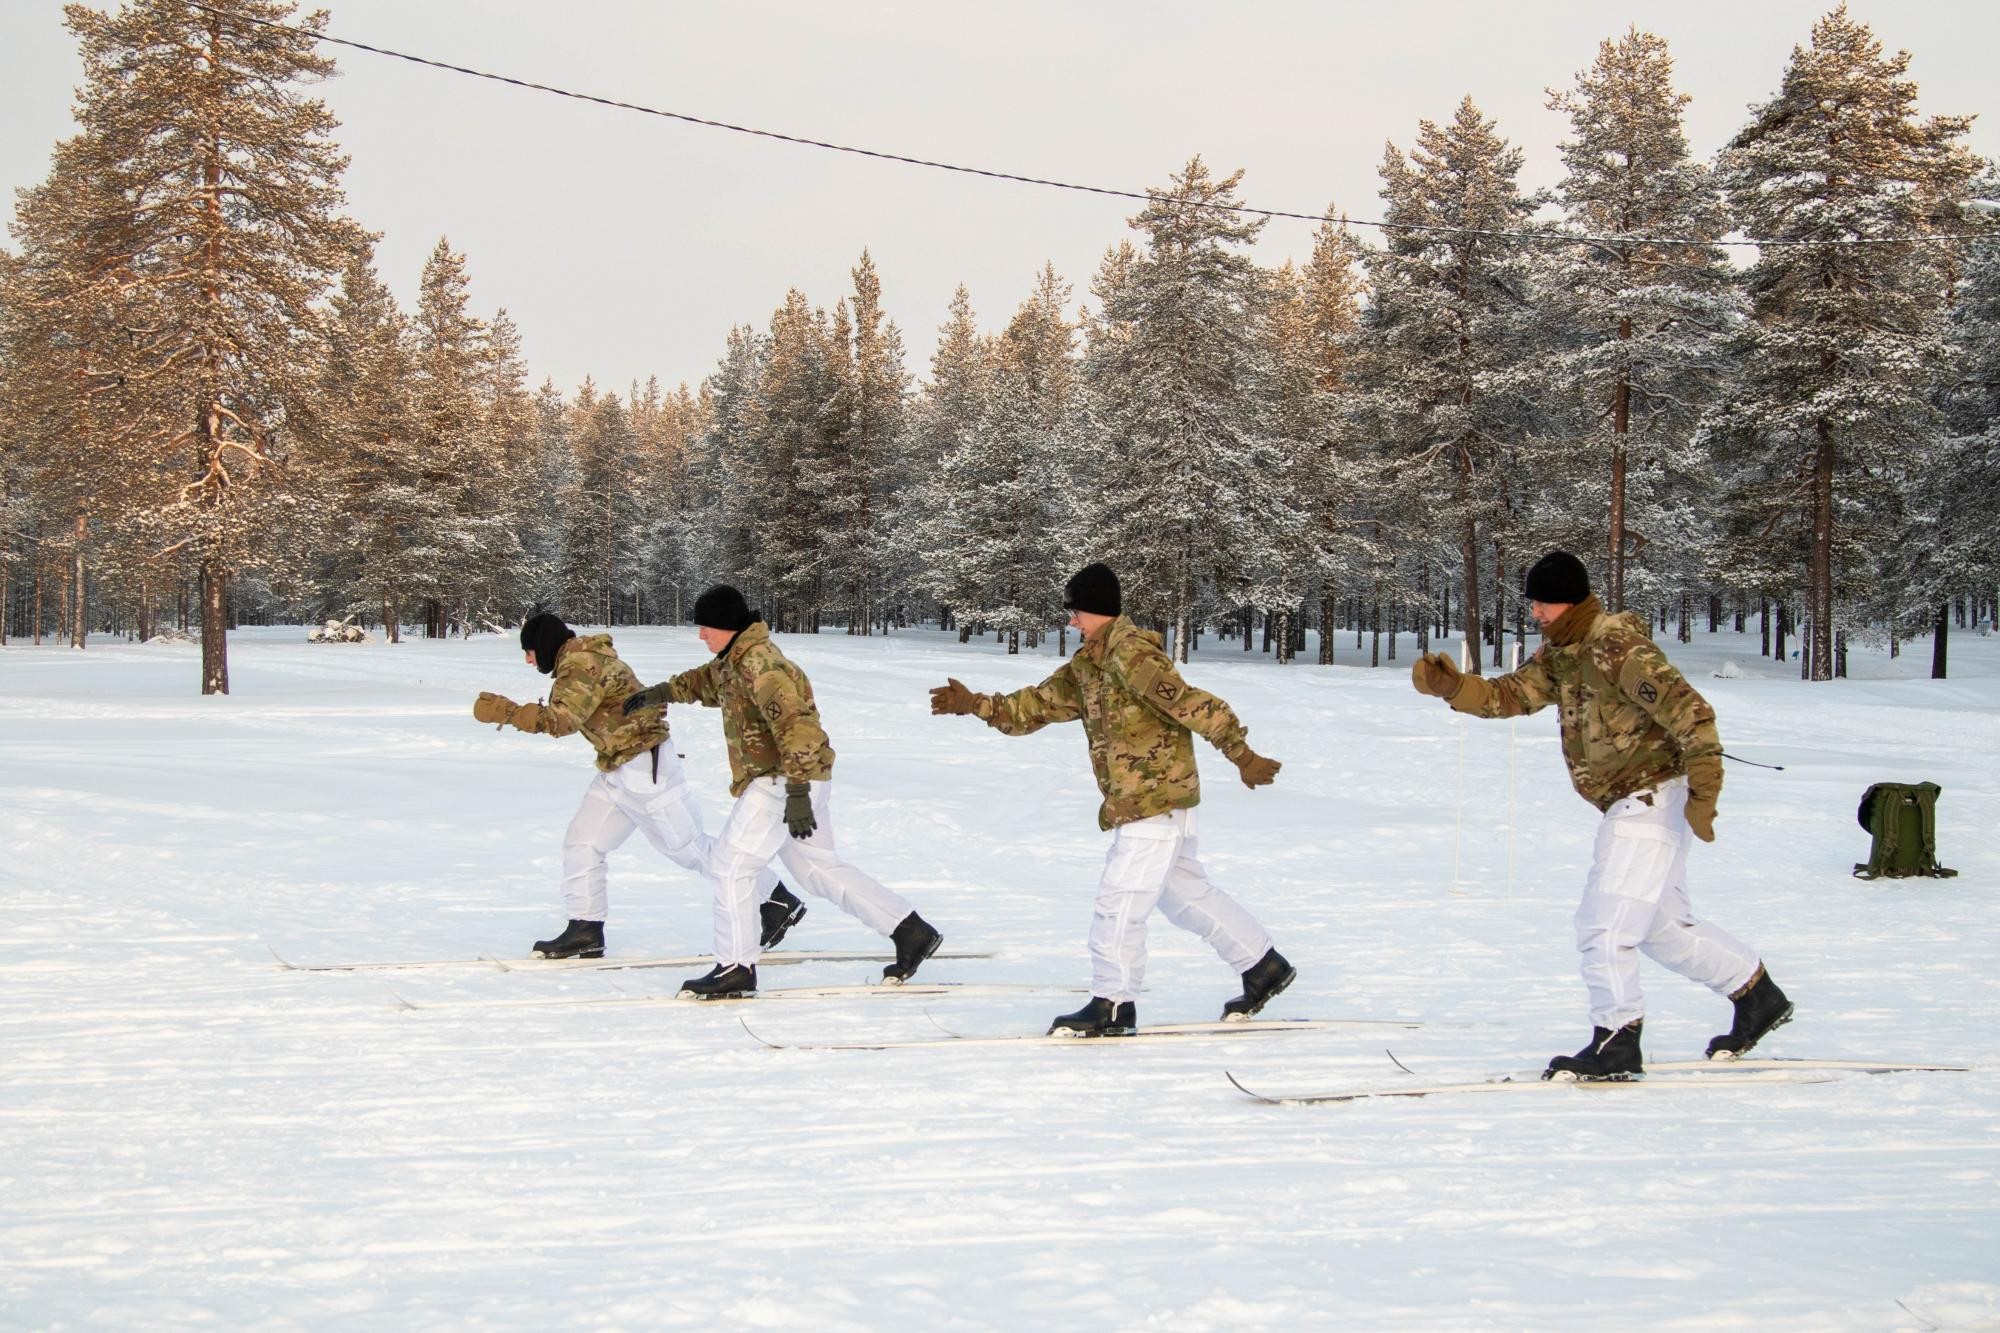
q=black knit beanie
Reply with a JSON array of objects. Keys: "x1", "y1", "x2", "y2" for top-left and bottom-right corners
[
  {"x1": 692, "y1": 585, "x2": 756, "y2": 633},
  {"x1": 1062, "y1": 563, "x2": 1122, "y2": 617},
  {"x1": 1522, "y1": 551, "x2": 1591, "y2": 605},
  {"x1": 520, "y1": 612, "x2": 575, "y2": 676}
]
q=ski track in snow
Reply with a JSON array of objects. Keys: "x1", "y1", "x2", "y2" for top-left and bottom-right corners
[{"x1": 2, "y1": 624, "x2": 1997, "y2": 1329}]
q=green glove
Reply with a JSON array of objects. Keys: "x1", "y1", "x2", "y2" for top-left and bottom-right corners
[
  {"x1": 622, "y1": 683, "x2": 667, "y2": 718},
  {"x1": 784, "y1": 781, "x2": 817, "y2": 840}
]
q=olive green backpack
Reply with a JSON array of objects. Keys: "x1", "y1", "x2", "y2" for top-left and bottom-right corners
[{"x1": 1853, "y1": 782, "x2": 1958, "y2": 880}]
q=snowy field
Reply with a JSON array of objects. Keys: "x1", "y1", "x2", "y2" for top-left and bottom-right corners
[{"x1": 2, "y1": 618, "x2": 1997, "y2": 1330}]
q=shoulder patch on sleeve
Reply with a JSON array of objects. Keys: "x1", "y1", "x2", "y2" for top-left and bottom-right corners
[{"x1": 1636, "y1": 680, "x2": 1658, "y2": 704}]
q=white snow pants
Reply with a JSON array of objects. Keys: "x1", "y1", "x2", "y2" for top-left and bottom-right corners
[
  {"x1": 1575, "y1": 776, "x2": 1761, "y2": 1030},
  {"x1": 560, "y1": 747, "x2": 775, "y2": 922},
  {"x1": 706, "y1": 777, "x2": 913, "y2": 967},
  {"x1": 1090, "y1": 808, "x2": 1272, "y2": 1004}
]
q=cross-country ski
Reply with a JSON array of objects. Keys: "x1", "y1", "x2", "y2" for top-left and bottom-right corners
[
  {"x1": 393, "y1": 981, "x2": 1079, "y2": 1011},
  {"x1": 267, "y1": 945, "x2": 995, "y2": 973},
  {"x1": 741, "y1": 1015, "x2": 1420, "y2": 1051},
  {"x1": 1225, "y1": 1070, "x2": 1842, "y2": 1104}
]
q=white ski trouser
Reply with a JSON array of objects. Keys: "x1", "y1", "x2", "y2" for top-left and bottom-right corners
[
  {"x1": 707, "y1": 777, "x2": 913, "y2": 967},
  {"x1": 1090, "y1": 808, "x2": 1272, "y2": 1004},
  {"x1": 561, "y1": 746, "x2": 775, "y2": 922},
  {"x1": 1575, "y1": 776, "x2": 1761, "y2": 1030}
]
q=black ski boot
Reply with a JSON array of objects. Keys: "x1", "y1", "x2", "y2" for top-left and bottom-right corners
[
  {"x1": 760, "y1": 885, "x2": 807, "y2": 949},
  {"x1": 531, "y1": 919, "x2": 604, "y2": 960},
  {"x1": 1048, "y1": 997, "x2": 1137, "y2": 1038},
  {"x1": 1706, "y1": 966, "x2": 1793, "y2": 1060},
  {"x1": 880, "y1": 912, "x2": 942, "y2": 985},
  {"x1": 678, "y1": 963, "x2": 757, "y2": 1000},
  {"x1": 1221, "y1": 947, "x2": 1296, "y2": 1021},
  {"x1": 1543, "y1": 1021, "x2": 1645, "y2": 1081}
]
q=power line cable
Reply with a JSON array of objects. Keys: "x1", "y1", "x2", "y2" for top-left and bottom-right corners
[{"x1": 195, "y1": 2, "x2": 1994, "y2": 252}]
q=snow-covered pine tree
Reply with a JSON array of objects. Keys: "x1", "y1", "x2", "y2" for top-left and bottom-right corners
[
  {"x1": 557, "y1": 385, "x2": 643, "y2": 626},
  {"x1": 818, "y1": 251, "x2": 908, "y2": 635},
  {"x1": 1258, "y1": 260, "x2": 1325, "y2": 664},
  {"x1": 629, "y1": 377, "x2": 705, "y2": 625},
  {"x1": 303, "y1": 248, "x2": 438, "y2": 643},
  {"x1": 692, "y1": 325, "x2": 768, "y2": 606},
  {"x1": 743, "y1": 291, "x2": 837, "y2": 630},
  {"x1": 1544, "y1": 28, "x2": 1739, "y2": 617},
  {"x1": 1081, "y1": 157, "x2": 1277, "y2": 662},
  {"x1": 997, "y1": 263, "x2": 1083, "y2": 650},
  {"x1": 409, "y1": 238, "x2": 530, "y2": 636},
  {"x1": 7, "y1": 0, "x2": 363, "y2": 691},
  {"x1": 1356, "y1": 100, "x2": 1546, "y2": 672},
  {"x1": 477, "y1": 309, "x2": 543, "y2": 621},
  {"x1": 1708, "y1": 6, "x2": 1980, "y2": 680},
  {"x1": 1272, "y1": 212, "x2": 1374, "y2": 664},
  {"x1": 933, "y1": 273, "x2": 1080, "y2": 654},
  {"x1": 1909, "y1": 197, "x2": 2000, "y2": 676},
  {"x1": 903, "y1": 286, "x2": 995, "y2": 638}
]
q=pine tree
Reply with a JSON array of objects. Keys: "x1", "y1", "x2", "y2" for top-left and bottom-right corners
[
  {"x1": 304, "y1": 248, "x2": 436, "y2": 642},
  {"x1": 1356, "y1": 100, "x2": 1546, "y2": 671},
  {"x1": 1081, "y1": 157, "x2": 1276, "y2": 662},
  {"x1": 743, "y1": 291, "x2": 836, "y2": 629},
  {"x1": 1709, "y1": 5, "x2": 1980, "y2": 680},
  {"x1": 1914, "y1": 205, "x2": 2000, "y2": 676},
  {"x1": 904, "y1": 286, "x2": 994, "y2": 636},
  {"x1": 931, "y1": 273, "x2": 1080, "y2": 653},
  {"x1": 9, "y1": 0, "x2": 362, "y2": 691},
  {"x1": 1274, "y1": 214, "x2": 1373, "y2": 664},
  {"x1": 1546, "y1": 28, "x2": 1739, "y2": 615}
]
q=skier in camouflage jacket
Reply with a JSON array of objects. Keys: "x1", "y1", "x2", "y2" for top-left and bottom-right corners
[
  {"x1": 473, "y1": 612, "x2": 789, "y2": 961},
  {"x1": 624, "y1": 586, "x2": 942, "y2": 996},
  {"x1": 1411, "y1": 551, "x2": 1793, "y2": 1079},
  {"x1": 930, "y1": 562, "x2": 1296, "y2": 1036}
]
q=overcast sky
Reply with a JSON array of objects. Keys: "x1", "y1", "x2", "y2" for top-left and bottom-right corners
[{"x1": 5, "y1": 1, "x2": 1997, "y2": 397}]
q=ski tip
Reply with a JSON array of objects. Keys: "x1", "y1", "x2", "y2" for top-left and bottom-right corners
[
  {"x1": 391, "y1": 991, "x2": 420, "y2": 1012},
  {"x1": 739, "y1": 1016, "x2": 781, "y2": 1049},
  {"x1": 1224, "y1": 1070, "x2": 1264, "y2": 1099},
  {"x1": 267, "y1": 944, "x2": 297, "y2": 970}
]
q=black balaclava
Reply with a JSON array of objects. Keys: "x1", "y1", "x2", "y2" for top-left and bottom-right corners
[
  {"x1": 1062, "y1": 562, "x2": 1122, "y2": 617},
  {"x1": 691, "y1": 585, "x2": 759, "y2": 656},
  {"x1": 1521, "y1": 551, "x2": 1591, "y2": 605},
  {"x1": 520, "y1": 612, "x2": 575, "y2": 675}
]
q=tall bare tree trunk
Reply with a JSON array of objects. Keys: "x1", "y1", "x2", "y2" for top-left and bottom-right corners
[
  {"x1": 1931, "y1": 602, "x2": 1948, "y2": 679},
  {"x1": 1460, "y1": 508, "x2": 1481, "y2": 676},
  {"x1": 1607, "y1": 320, "x2": 1632, "y2": 613},
  {"x1": 72, "y1": 515, "x2": 87, "y2": 649},
  {"x1": 201, "y1": 556, "x2": 229, "y2": 694},
  {"x1": 1809, "y1": 421, "x2": 1834, "y2": 682}
]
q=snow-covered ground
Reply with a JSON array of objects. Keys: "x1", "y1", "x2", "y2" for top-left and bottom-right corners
[{"x1": 3, "y1": 619, "x2": 1996, "y2": 1330}]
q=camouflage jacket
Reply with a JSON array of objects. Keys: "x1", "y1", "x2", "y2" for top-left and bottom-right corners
[
  {"x1": 971, "y1": 616, "x2": 1252, "y2": 830},
  {"x1": 660, "y1": 621, "x2": 835, "y2": 796},
  {"x1": 1452, "y1": 597, "x2": 1721, "y2": 810},
  {"x1": 533, "y1": 634, "x2": 667, "y2": 772}
]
